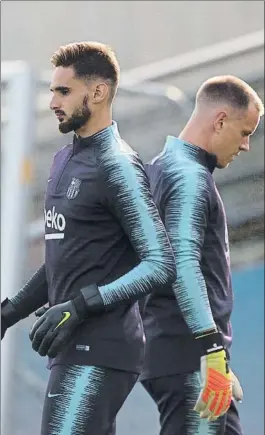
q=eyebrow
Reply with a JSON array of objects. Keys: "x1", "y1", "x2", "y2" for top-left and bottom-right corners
[
  {"x1": 50, "y1": 86, "x2": 71, "y2": 93},
  {"x1": 243, "y1": 130, "x2": 253, "y2": 136}
]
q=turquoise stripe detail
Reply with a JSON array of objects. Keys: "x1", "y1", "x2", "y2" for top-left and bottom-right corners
[
  {"x1": 98, "y1": 134, "x2": 174, "y2": 304},
  {"x1": 49, "y1": 366, "x2": 105, "y2": 435},
  {"x1": 58, "y1": 366, "x2": 91, "y2": 435},
  {"x1": 114, "y1": 151, "x2": 159, "y2": 250},
  {"x1": 186, "y1": 371, "x2": 221, "y2": 434},
  {"x1": 175, "y1": 168, "x2": 215, "y2": 331},
  {"x1": 160, "y1": 137, "x2": 215, "y2": 333}
]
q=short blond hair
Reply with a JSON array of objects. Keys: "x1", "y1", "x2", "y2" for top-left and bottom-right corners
[{"x1": 196, "y1": 75, "x2": 264, "y2": 116}]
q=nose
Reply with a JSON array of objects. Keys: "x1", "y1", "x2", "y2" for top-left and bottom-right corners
[
  {"x1": 240, "y1": 137, "x2": 250, "y2": 152},
  {"x1": 50, "y1": 94, "x2": 60, "y2": 111}
]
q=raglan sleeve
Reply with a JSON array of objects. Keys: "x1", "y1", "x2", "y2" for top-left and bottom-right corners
[
  {"x1": 162, "y1": 167, "x2": 216, "y2": 335},
  {"x1": 96, "y1": 151, "x2": 176, "y2": 308}
]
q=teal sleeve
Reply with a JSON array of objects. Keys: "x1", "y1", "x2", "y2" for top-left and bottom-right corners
[
  {"x1": 98, "y1": 151, "x2": 176, "y2": 307},
  {"x1": 163, "y1": 168, "x2": 216, "y2": 335}
]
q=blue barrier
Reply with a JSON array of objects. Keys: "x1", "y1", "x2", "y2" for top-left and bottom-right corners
[{"x1": 230, "y1": 263, "x2": 264, "y2": 435}]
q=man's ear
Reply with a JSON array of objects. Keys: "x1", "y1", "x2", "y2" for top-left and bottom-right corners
[
  {"x1": 93, "y1": 82, "x2": 109, "y2": 104},
  {"x1": 214, "y1": 111, "x2": 227, "y2": 133}
]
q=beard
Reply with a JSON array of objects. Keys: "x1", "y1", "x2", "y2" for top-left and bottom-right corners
[{"x1": 58, "y1": 96, "x2": 92, "y2": 134}]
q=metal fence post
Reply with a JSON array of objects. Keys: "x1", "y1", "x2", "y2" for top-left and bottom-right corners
[{"x1": 1, "y1": 61, "x2": 36, "y2": 434}]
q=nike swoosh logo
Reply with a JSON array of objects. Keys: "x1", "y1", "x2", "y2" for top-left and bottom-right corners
[
  {"x1": 48, "y1": 392, "x2": 61, "y2": 398},
  {"x1": 55, "y1": 311, "x2": 71, "y2": 329}
]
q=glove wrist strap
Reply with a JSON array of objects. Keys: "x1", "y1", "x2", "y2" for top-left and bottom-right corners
[
  {"x1": 73, "y1": 284, "x2": 105, "y2": 317},
  {"x1": 195, "y1": 330, "x2": 224, "y2": 355}
]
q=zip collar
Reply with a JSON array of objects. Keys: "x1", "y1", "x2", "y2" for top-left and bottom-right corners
[
  {"x1": 73, "y1": 121, "x2": 120, "y2": 152},
  {"x1": 165, "y1": 136, "x2": 217, "y2": 173}
]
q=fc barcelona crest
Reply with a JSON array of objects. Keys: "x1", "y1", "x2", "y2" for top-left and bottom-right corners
[{"x1": 66, "y1": 177, "x2": 82, "y2": 199}]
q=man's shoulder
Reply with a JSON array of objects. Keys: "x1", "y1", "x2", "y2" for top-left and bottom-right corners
[
  {"x1": 180, "y1": 162, "x2": 212, "y2": 182},
  {"x1": 53, "y1": 142, "x2": 73, "y2": 159},
  {"x1": 112, "y1": 138, "x2": 141, "y2": 162},
  {"x1": 146, "y1": 155, "x2": 216, "y2": 203},
  {"x1": 99, "y1": 135, "x2": 144, "y2": 172},
  {"x1": 175, "y1": 164, "x2": 215, "y2": 203}
]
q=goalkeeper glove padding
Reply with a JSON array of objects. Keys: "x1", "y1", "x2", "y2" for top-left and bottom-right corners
[
  {"x1": 194, "y1": 330, "x2": 232, "y2": 421},
  {"x1": 29, "y1": 284, "x2": 104, "y2": 358}
]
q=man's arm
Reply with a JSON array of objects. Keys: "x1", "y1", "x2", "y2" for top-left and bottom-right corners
[
  {"x1": 163, "y1": 167, "x2": 215, "y2": 334},
  {"x1": 28, "y1": 153, "x2": 176, "y2": 358},
  {"x1": 94, "y1": 151, "x2": 176, "y2": 308},
  {"x1": 163, "y1": 167, "x2": 232, "y2": 421},
  {"x1": 1, "y1": 264, "x2": 48, "y2": 339}
]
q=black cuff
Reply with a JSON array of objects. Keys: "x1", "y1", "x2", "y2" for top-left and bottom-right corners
[
  {"x1": 1, "y1": 298, "x2": 22, "y2": 327},
  {"x1": 73, "y1": 284, "x2": 105, "y2": 317},
  {"x1": 195, "y1": 331, "x2": 224, "y2": 355}
]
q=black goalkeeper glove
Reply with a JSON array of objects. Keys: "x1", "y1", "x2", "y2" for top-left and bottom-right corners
[
  {"x1": 1, "y1": 298, "x2": 22, "y2": 340},
  {"x1": 29, "y1": 284, "x2": 104, "y2": 358},
  {"x1": 29, "y1": 300, "x2": 82, "y2": 358}
]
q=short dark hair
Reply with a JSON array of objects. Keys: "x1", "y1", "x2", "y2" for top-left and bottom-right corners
[
  {"x1": 51, "y1": 41, "x2": 120, "y2": 101},
  {"x1": 196, "y1": 75, "x2": 264, "y2": 115}
]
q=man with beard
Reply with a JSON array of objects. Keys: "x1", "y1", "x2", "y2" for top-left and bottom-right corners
[{"x1": 1, "y1": 41, "x2": 176, "y2": 435}]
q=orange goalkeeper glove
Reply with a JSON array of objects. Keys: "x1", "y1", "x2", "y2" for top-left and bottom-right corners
[{"x1": 194, "y1": 331, "x2": 232, "y2": 421}]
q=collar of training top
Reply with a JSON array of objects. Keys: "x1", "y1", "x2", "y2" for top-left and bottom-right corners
[
  {"x1": 73, "y1": 121, "x2": 119, "y2": 152},
  {"x1": 165, "y1": 136, "x2": 217, "y2": 173}
]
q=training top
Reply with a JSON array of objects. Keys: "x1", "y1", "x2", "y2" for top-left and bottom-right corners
[
  {"x1": 140, "y1": 136, "x2": 233, "y2": 379},
  {"x1": 42, "y1": 121, "x2": 175, "y2": 373}
]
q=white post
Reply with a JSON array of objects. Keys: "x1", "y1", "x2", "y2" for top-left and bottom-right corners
[{"x1": 1, "y1": 61, "x2": 35, "y2": 434}]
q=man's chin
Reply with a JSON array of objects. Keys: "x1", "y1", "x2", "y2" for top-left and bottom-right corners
[
  {"x1": 58, "y1": 121, "x2": 73, "y2": 134},
  {"x1": 216, "y1": 161, "x2": 230, "y2": 169}
]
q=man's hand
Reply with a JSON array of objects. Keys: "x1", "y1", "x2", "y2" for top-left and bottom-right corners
[
  {"x1": 1, "y1": 316, "x2": 8, "y2": 340},
  {"x1": 194, "y1": 331, "x2": 232, "y2": 421},
  {"x1": 29, "y1": 284, "x2": 105, "y2": 358},
  {"x1": 1, "y1": 298, "x2": 21, "y2": 340},
  {"x1": 29, "y1": 300, "x2": 85, "y2": 358}
]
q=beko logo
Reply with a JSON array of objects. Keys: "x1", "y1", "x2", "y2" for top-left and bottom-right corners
[{"x1": 44, "y1": 206, "x2": 66, "y2": 240}]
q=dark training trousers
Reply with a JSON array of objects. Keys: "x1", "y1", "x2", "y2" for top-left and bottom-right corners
[
  {"x1": 41, "y1": 364, "x2": 138, "y2": 435},
  {"x1": 142, "y1": 371, "x2": 243, "y2": 435}
]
